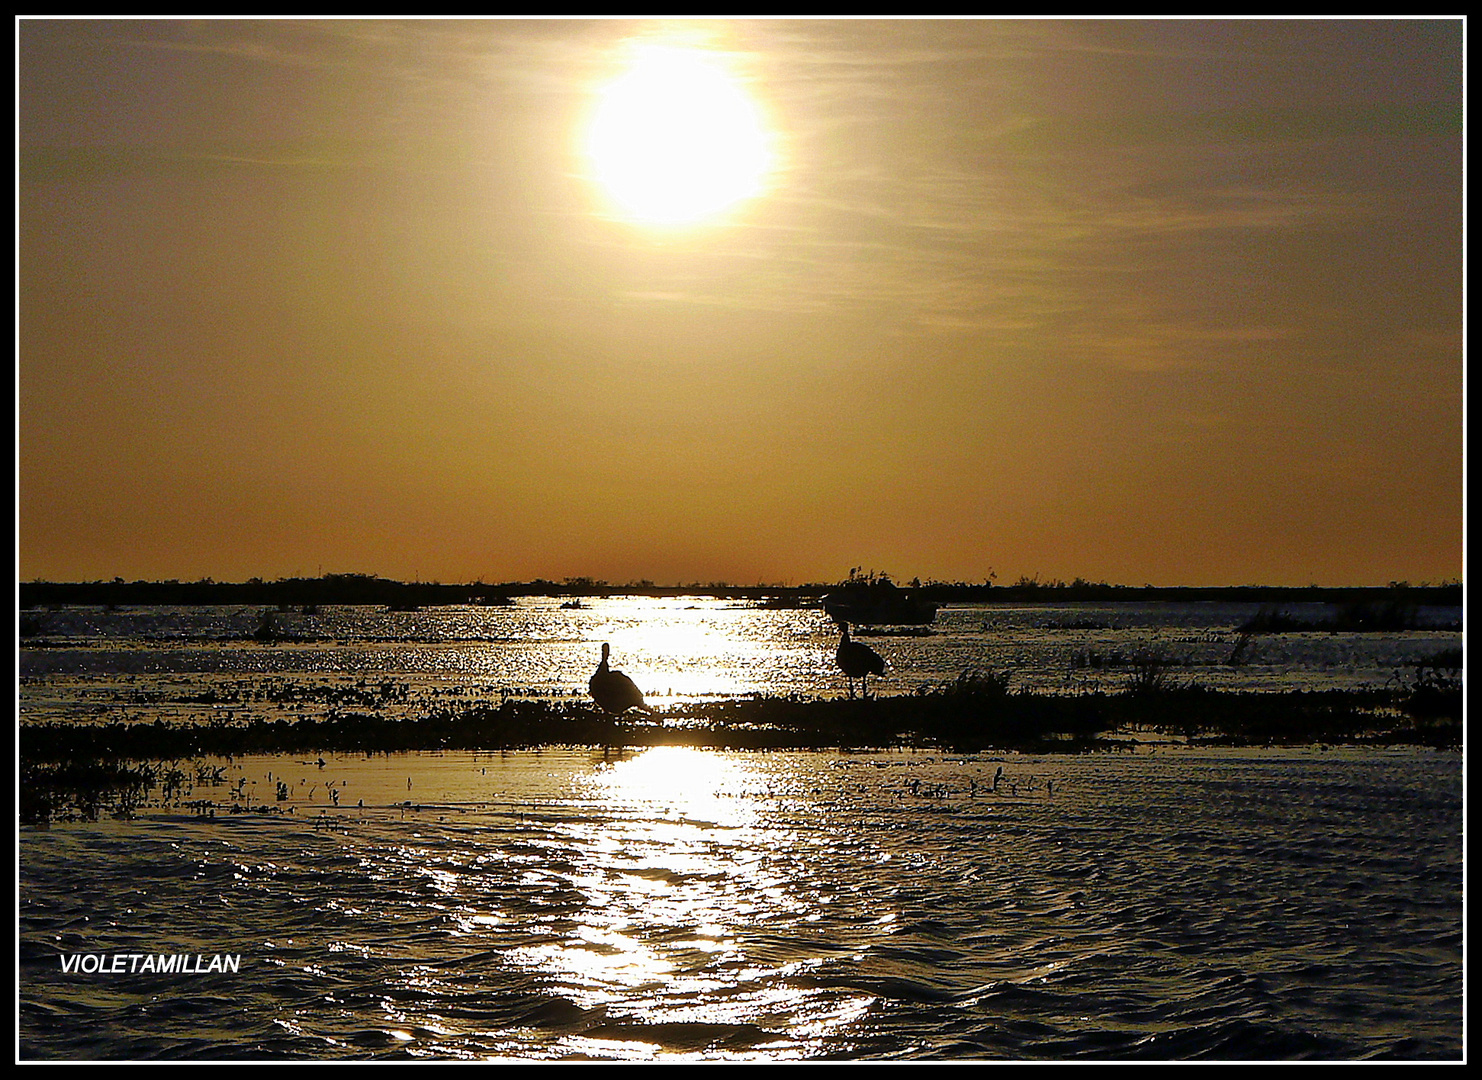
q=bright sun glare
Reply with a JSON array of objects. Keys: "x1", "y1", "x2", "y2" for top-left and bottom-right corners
[{"x1": 587, "y1": 44, "x2": 774, "y2": 226}]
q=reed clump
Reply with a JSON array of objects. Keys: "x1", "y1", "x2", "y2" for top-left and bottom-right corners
[
  {"x1": 1123, "y1": 651, "x2": 1187, "y2": 696},
  {"x1": 1401, "y1": 648, "x2": 1462, "y2": 723},
  {"x1": 20, "y1": 760, "x2": 158, "y2": 825}
]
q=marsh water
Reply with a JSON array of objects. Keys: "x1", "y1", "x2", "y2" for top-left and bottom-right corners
[
  {"x1": 17, "y1": 599, "x2": 1465, "y2": 1060},
  {"x1": 17, "y1": 595, "x2": 1463, "y2": 722}
]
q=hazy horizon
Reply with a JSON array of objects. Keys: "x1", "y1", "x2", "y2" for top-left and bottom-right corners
[
  {"x1": 18, "y1": 18, "x2": 1463, "y2": 589},
  {"x1": 19, "y1": 569, "x2": 1461, "y2": 591}
]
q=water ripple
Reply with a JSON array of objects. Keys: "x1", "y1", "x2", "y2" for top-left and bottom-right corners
[{"x1": 20, "y1": 746, "x2": 1461, "y2": 1061}]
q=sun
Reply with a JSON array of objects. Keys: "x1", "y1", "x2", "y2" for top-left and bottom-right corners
[{"x1": 586, "y1": 44, "x2": 774, "y2": 226}]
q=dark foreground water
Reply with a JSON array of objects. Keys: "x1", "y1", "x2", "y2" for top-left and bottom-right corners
[{"x1": 18, "y1": 745, "x2": 1462, "y2": 1061}]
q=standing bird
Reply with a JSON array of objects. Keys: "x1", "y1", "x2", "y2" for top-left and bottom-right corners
[
  {"x1": 589, "y1": 643, "x2": 649, "y2": 715},
  {"x1": 834, "y1": 619, "x2": 886, "y2": 699}
]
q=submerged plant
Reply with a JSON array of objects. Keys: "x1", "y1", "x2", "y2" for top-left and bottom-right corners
[
  {"x1": 252, "y1": 608, "x2": 281, "y2": 643},
  {"x1": 1402, "y1": 649, "x2": 1463, "y2": 722},
  {"x1": 1239, "y1": 606, "x2": 1310, "y2": 633},
  {"x1": 922, "y1": 668, "x2": 1012, "y2": 698},
  {"x1": 1226, "y1": 632, "x2": 1254, "y2": 667},
  {"x1": 20, "y1": 760, "x2": 159, "y2": 825},
  {"x1": 1123, "y1": 651, "x2": 1185, "y2": 696}
]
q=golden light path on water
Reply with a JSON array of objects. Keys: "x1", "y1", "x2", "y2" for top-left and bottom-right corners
[
  {"x1": 593, "y1": 609, "x2": 783, "y2": 706},
  {"x1": 461, "y1": 595, "x2": 819, "y2": 706},
  {"x1": 482, "y1": 747, "x2": 876, "y2": 1058},
  {"x1": 17, "y1": 605, "x2": 1466, "y2": 1058},
  {"x1": 374, "y1": 596, "x2": 820, "y2": 703},
  {"x1": 18, "y1": 740, "x2": 1464, "y2": 1060}
]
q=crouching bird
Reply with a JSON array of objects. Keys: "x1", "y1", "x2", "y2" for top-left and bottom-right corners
[
  {"x1": 834, "y1": 619, "x2": 886, "y2": 699},
  {"x1": 589, "y1": 643, "x2": 649, "y2": 714}
]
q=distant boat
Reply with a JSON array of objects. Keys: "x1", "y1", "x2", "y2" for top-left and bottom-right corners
[{"x1": 822, "y1": 576, "x2": 936, "y2": 626}]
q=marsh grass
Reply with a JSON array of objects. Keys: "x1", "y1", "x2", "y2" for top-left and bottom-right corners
[
  {"x1": 1401, "y1": 647, "x2": 1463, "y2": 722},
  {"x1": 926, "y1": 667, "x2": 1013, "y2": 698},
  {"x1": 1123, "y1": 651, "x2": 1185, "y2": 696},
  {"x1": 20, "y1": 759, "x2": 158, "y2": 825}
]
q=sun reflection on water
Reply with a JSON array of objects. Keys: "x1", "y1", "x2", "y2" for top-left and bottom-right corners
[
  {"x1": 502, "y1": 748, "x2": 791, "y2": 1021},
  {"x1": 588, "y1": 746, "x2": 757, "y2": 825},
  {"x1": 580, "y1": 603, "x2": 790, "y2": 705},
  {"x1": 301, "y1": 748, "x2": 897, "y2": 1056}
]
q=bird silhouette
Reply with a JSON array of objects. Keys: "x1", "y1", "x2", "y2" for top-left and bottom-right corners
[
  {"x1": 588, "y1": 643, "x2": 649, "y2": 714},
  {"x1": 834, "y1": 619, "x2": 886, "y2": 699}
]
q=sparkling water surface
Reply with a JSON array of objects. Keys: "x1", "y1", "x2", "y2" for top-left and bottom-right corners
[
  {"x1": 18, "y1": 596, "x2": 1462, "y2": 724},
  {"x1": 18, "y1": 599, "x2": 1464, "y2": 1060},
  {"x1": 19, "y1": 746, "x2": 1462, "y2": 1061}
]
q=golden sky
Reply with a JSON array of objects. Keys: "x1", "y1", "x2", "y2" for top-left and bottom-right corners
[{"x1": 18, "y1": 18, "x2": 1464, "y2": 586}]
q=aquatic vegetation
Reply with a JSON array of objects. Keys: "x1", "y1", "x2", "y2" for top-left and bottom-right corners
[
  {"x1": 252, "y1": 608, "x2": 280, "y2": 643},
  {"x1": 1238, "y1": 606, "x2": 1313, "y2": 633},
  {"x1": 18, "y1": 675, "x2": 1459, "y2": 825},
  {"x1": 1226, "y1": 631, "x2": 1255, "y2": 667},
  {"x1": 1239, "y1": 587, "x2": 1455, "y2": 634},
  {"x1": 18, "y1": 596, "x2": 1461, "y2": 825},
  {"x1": 927, "y1": 667, "x2": 1013, "y2": 698},
  {"x1": 1123, "y1": 651, "x2": 1186, "y2": 696},
  {"x1": 1331, "y1": 597, "x2": 1421, "y2": 631},
  {"x1": 19, "y1": 759, "x2": 157, "y2": 825},
  {"x1": 20, "y1": 675, "x2": 1455, "y2": 779},
  {"x1": 1400, "y1": 649, "x2": 1463, "y2": 724}
]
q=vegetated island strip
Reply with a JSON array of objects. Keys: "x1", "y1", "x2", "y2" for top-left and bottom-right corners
[
  {"x1": 17, "y1": 575, "x2": 1462, "y2": 612},
  {"x1": 20, "y1": 677, "x2": 1459, "y2": 824}
]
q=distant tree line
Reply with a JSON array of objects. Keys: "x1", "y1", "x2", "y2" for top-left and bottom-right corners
[{"x1": 17, "y1": 572, "x2": 1462, "y2": 610}]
